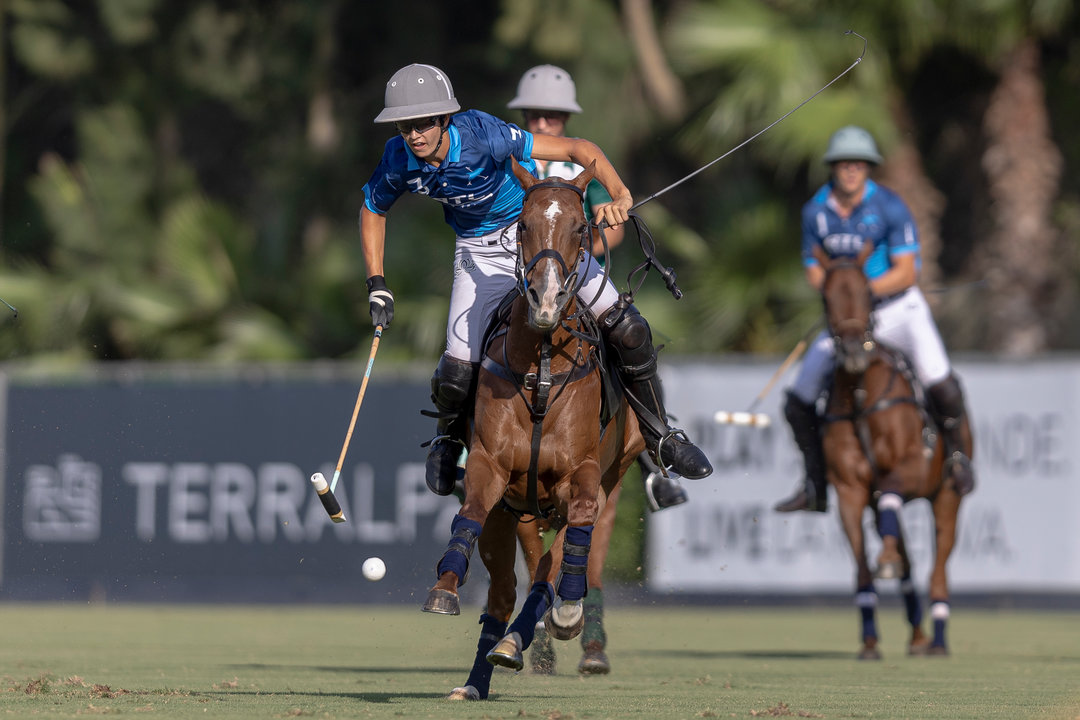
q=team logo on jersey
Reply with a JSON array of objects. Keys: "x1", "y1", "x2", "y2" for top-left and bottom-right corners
[{"x1": 823, "y1": 233, "x2": 865, "y2": 256}]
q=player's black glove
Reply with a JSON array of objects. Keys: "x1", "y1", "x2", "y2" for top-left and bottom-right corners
[{"x1": 366, "y1": 275, "x2": 394, "y2": 329}]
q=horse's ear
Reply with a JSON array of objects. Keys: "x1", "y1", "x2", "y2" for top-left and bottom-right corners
[
  {"x1": 856, "y1": 239, "x2": 874, "y2": 265},
  {"x1": 573, "y1": 160, "x2": 596, "y2": 191},
  {"x1": 811, "y1": 243, "x2": 830, "y2": 268},
  {"x1": 511, "y1": 157, "x2": 538, "y2": 190}
]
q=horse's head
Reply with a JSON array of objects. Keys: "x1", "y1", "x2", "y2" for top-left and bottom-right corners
[
  {"x1": 511, "y1": 157, "x2": 594, "y2": 332},
  {"x1": 814, "y1": 242, "x2": 876, "y2": 375}
]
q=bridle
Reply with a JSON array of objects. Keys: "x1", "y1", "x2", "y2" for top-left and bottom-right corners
[
  {"x1": 822, "y1": 258, "x2": 876, "y2": 357},
  {"x1": 515, "y1": 179, "x2": 591, "y2": 309}
]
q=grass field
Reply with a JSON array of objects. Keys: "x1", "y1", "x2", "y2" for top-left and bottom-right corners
[{"x1": 2, "y1": 603, "x2": 1078, "y2": 719}]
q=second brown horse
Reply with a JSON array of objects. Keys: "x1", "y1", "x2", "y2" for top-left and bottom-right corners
[{"x1": 815, "y1": 242, "x2": 970, "y2": 659}]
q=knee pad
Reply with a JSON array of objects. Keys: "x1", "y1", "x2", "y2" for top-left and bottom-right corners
[
  {"x1": 431, "y1": 355, "x2": 478, "y2": 410},
  {"x1": 601, "y1": 305, "x2": 655, "y2": 373},
  {"x1": 927, "y1": 374, "x2": 966, "y2": 420}
]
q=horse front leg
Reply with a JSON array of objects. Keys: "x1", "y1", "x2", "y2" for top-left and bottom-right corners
[
  {"x1": 545, "y1": 460, "x2": 602, "y2": 641},
  {"x1": 890, "y1": 523, "x2": 929, "y2": 655},
  {"x1": 835, "y1": 483, "x2": 880, "y2": 660},
  {"x1": 423, "y1": 450, "x2": 508, "y2": 616},
  {"x1": 927, "y1": 490, "x2": 961, "y2": 655},
  {"x1": 448, "y1": 507, "x2": 520, "y2": 701},
  {"x1": 577, "y1": 481, "x2": 621, "y2": 675}
]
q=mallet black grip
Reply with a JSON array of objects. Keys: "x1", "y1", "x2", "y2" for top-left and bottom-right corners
[{"x1": 310, "y1": 473, "x2": 346, "y2": 523}]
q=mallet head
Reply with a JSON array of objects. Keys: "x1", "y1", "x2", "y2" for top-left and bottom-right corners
[{"x1": 311, "y1": 472, "x2": 346, "y2": 523}]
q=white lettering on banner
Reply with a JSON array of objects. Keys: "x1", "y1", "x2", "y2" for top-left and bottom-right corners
[
  {"x1": 976, "y1": 412, "x2": 1068, "y2": 477},
  {"x1": 116, "y1": 461, "x2": 454, "y2": 544},
  {"x1": 171, "y1": 463, "x2": 212, "y2": 543},
  {"x1": 24, "y1": 454, "x2": 102, "y2": 542},
  {"x1": 124, "y1": 463, "x2": 168, "y2": 540}
]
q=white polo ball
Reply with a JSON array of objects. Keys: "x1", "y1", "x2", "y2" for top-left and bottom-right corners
[{"x1": 362, "y1": 557, "x2": 386, "y2": 582}]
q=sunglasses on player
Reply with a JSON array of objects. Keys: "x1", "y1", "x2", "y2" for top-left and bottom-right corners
[{"x1": 395, "y1": 116, "x2": 442, "y2": 135}]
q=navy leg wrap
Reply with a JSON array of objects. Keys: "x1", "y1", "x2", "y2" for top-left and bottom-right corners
[
  {"x1": 931, "y1": 600, "x2": 949, "y2": 648},
  {"x1": 901, "y1": 577, "x2": 923, "y2": 629},
  {"x1": 856, "y1": 585, "x2": 878, "y2": 641},
  {"x1": 557, "y1": 525, "x2": 593, "y2": 602},
  {"x1": 465, "y1": 613, "x2": 507, "y2": 699},
  {"x1": 436, "y1": 515, "x2": 483, "y2": 584},
  {"x1": 877, "y1": 493, "x2": 901, "y2": 540},
  {"x1": 507, "y1": 581, "x2": 554, "y2": 649}
]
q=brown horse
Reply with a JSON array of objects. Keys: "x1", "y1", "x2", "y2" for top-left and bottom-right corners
[
  {"x1": 815, "y1": 242, "x2": 966, "y2": 660},
  {"x1": 422, "y1": 159, "x2": 645, "y2": 699}
]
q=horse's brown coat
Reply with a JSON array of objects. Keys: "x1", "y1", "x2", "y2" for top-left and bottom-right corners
[{"x1": 815, "y1": 243, "x2": 967, "y2": 657}]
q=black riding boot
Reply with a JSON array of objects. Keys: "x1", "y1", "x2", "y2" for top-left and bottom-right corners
[
  {"x1": 774, "y1": 391, "x2": 828, "y2": 513},
  {"x1": 601, "y1": 306, "x2": 712, "y2": 480},
  {"x1": 927, "y1": 374, "x2": 975, "y2": 497},
  {"x1": 424, "y1": 355, "x2": 478, "y2": 496}
]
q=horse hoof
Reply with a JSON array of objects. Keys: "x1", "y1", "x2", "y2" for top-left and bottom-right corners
[
  {"x1": 857, "y1": 646, "x2": 882, "y2": 661},
  {"x1": 908, "y1": 640, "x2": 931, "y2": 656},
  {"x1": 447, "y1": 685, "x2": 481, "y2": 701},
  {"x1": 874, "y1": 560, "x2": 902, "y2": 580},
  {"x1": 421, "y1": 588, "x2": 460, "y2": 615},
  {"x1": 578, "y1": 642, "x2": 611, "y2": 675},
  {"x1": 545, "y1": 599, "x2": 584, "y2": 641},
  {"x1": 486, "y1": 632, "x2": 524, "y2": 671},
  {"x1": 927, "y1": 644, "x2": 949, "y2": 656}
]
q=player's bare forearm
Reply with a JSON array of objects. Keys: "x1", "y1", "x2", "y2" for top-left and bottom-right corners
[
  {"x1": 360, "y1": 206, "x2": 387, "y2": 279},
  {"x1": 532, "y1": 135, "x2": 632, "y2": 226}
]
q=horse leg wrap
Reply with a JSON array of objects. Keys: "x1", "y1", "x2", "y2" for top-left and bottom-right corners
[
  {"x1": 900, "y1": 578, "x2": 923, "y2": 629},
  {"x1": 877, "y1": 492, "x2": 903, "y2": 540},
  {"x1": 930, "y1": 600, "x2": 949, "y2": 648},
  {"x1": 465, "y1": 613, "x2": 507, "y2": 699},
  {"x1": 507, "y1": 581, "x2": 554, "y2": 649},
  {"x1": 436, "y1": 515, "x2": 483, "y2": 585},
  {"x1": 581, "y1": 587, "x2": 606, "y2": 649},
  {"x1": 855, "y1": 585, "x2": 879, "y2": 641},
  {"x1": 557, "y1": 525, "x2": 593, "y2": 602}
]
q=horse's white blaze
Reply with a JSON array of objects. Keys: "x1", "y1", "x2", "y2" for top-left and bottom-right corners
[{"x1": 544, "y1": 199, "x2": 562, "y2": 222}]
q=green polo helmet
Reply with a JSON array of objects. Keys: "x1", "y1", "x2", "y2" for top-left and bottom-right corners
[
  {"x1": 507, "y1": 64, "x2": 582, "y2": 114},
  {"x1": 823, "y1": 125, "x2": 883, "y2": 165},
  {"x1": 374, "y1": 63, "x2": 460, "y2": 124}
]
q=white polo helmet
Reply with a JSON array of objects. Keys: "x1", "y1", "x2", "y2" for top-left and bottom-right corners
[
  {"x1": 823, "y1": 125, "x2": 883, "y2": 165},
  {"x1": 374, "y1": 63, "x2": 460, "y2": 124},
  {"x1": 507, "y1": 64, "x2": 582, "y2": 114}
]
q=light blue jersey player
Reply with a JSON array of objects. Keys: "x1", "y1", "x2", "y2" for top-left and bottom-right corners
[
  {"x1": 774, "y1": 126, "x2": 976, "y2": 513},
  {"x1": 359, "y1": 64, "x2": 712, "y2": 498}
]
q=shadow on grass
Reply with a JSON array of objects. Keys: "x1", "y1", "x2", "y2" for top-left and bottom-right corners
[
  {"x1": 638, "y1": 648, "x2": 855, "y2": 660},
  {"x1": 205, "y1": 689, "x2": 553, "y2": 704},
  {"x1": 225, "y1": 663, "x2": 463, "y2": 674}
]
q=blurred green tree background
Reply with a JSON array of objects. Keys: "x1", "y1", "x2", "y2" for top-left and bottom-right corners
[{"x1": 1, "y1": 0, "x2": 1077, "y2": 367}]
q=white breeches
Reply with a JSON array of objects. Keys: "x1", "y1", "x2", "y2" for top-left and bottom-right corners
[
  {"x1": 789, "y1": 287, "x2": 952, "y2": 404},
  {"x1": 444, "y1": 223, "x2": 620, "y2": 362}
]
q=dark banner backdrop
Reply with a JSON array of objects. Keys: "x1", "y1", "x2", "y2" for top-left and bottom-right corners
[{"x1": 1, "y1": 374, "x2": 478, "y2": 603}]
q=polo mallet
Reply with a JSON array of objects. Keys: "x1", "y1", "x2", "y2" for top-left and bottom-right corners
[
  {"x1": 0, "y1": 296, "x2": 17, "y2": 318},
  {"x1": 310, "y1": 325, "x2": 383, "y2": 523},
  {"x1": 714, "y1": 319, "x2": 822, "y2": 428}
]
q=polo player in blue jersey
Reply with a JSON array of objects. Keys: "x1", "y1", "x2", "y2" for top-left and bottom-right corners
[
  {"x1": 774, "y1": 125, "x2": 976, "y2": 514},
  {"x1": 359, "y1": 63, "x2": 713, "y2": 499}
]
